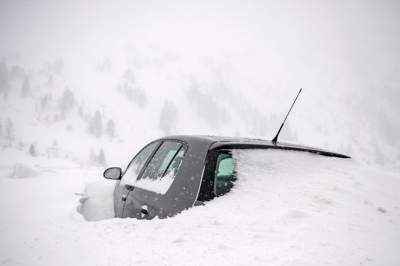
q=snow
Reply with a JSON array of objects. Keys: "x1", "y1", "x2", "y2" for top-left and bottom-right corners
[
  {"x1": 77, "y1": 180, "x2": 115, "y2": 221},
  {"x1": 0, "y1": 149, "x2": 399, "y2": 266},
  {"x1": 1, "y1": 1, "x2": 400, "y2": 265},
  {"x1": 9, "y1": 163, "x2": 38, "y2": 178},
  {"x1": 133, "y1": 172, "x2": 176, "y2": 194}
]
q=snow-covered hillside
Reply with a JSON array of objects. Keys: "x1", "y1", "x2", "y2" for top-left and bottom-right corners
[
  {"x1": 0, "y1": 150, "x2": 399, "y2": 266},
  {"x1": 1, "y1": 0, "x2": 400, "y2": 169},
  {"x1": 1, "y1": 49, "x2": 399, "y2": 169}
]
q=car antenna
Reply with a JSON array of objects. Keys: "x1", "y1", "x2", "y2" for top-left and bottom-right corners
[{"x1": 272, "y1": 88, "x2": 302, "y2": 145}]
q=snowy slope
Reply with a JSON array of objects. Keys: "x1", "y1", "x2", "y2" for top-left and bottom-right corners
[
  {"x1": 0, "y1": 149, "x2": 398, "y2": 266},
  {"x1": 1, "y1": 51, "x2": 399, "y2": 170}
]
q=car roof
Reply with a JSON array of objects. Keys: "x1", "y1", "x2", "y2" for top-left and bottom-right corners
[{"x1": 161, "y1": 135, "x2": 351, "y2": 159}]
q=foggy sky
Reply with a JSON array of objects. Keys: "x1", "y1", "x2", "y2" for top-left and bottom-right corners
[{"x1": 1, "y1": 0, "x2": 400, "y2": 166}]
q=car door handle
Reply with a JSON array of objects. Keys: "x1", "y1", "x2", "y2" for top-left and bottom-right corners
[
  {"x1": 140, "y1": 205, "x2": 149, "y2": 216},
  {"x1": 125, "y1": 184, "x2": 135, "y2": 191}
]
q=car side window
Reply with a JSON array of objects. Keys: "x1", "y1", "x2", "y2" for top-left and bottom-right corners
[
  {"x1": 214, "y1": 153, "x2": 236, "y2": 197},
  {"x1": 134, "y1": 141, "x2": 186, "y2": 194},
  {"x1": 163, "y1": 148, "x2": 186, "y2": 179},
  {"x1": 120, "y1": 141, "x2": 160, "y2": 186}
]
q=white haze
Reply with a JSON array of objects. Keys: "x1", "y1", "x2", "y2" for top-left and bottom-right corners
[
  {"x1": 1, "y1": 0, "x2": 400, "y2": 168},
  {"x1": 0, "y1": 1, "x2": 400, "y2": 265}
]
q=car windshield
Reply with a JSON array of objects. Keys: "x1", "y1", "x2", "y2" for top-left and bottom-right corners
[
  {"x1": 134, "y1": 141, "x2": 186, "y2": 194},
  {"x1": 120, "y1": 141, "x2": 159, "y2": 186},
  {"x1": 139, "y1": 141, "x2": 183, "y2": 181}
]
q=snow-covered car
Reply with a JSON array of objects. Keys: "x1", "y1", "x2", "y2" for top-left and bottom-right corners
[{"x1": 102, "y1": 135, "x2": 350, "y2": 219}]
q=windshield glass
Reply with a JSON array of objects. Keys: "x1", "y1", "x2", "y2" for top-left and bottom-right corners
[
  {"x1": 133, "y1": 141, "x2": 186, "y2": 194},
  {"x1": 120, "y1": 141, "x2": 159, "y2": 186}
]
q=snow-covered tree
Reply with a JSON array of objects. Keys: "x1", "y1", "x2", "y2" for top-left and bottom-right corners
[
  {"x1": 17, "y1": 141, "x2": 25, "y2": 151},
  {"x1": 120, "y1": 83, "x2": 147, "y2": 108},
  {"x1": 10, "y1": 65, "x2": 25, "y2": 81},
  {"x1": 0, "y1": 119, "x2": 3, "y2": 137},
  {"x1": 40, "y1": 94, "x2": 51, "y2": 111},
  {"x1": 59, "y1": 88, "x2": 76, "y2": 118},
  {"x1": 47, "y1": 59, "x2": 64, "y2": 75},
  {"x1": 98, "y1": 148, "x2": 107, "y2": 166},
  {"x1": 46, "y1": 75, "x2": 54, "y2": 89},
  {"x1": 89, "y1": 110, "x2": 103, "y2": 138},
  {"x1": 78, "y1": 104, "x2": 90, "y2": 121},
  {"x1": 21, "y1": 76, "x2": 31, "y2": 97},
  {"x1": 106, "y1": 119, "x2": 116, "y2": 138},
  {"x1": 159, "y1": 101, "x2": 178, "y2": 134},
  {"x1": 89, "y1": 148, "x2": 107, "y2": 166},
  {"x1": 123, "y1": 68, "x2": 135, "y2": 83},
  {"x1": 187, "y1": 82, "x2": 229, "y2": 128},
  {"x1": 96, "y1": 58, "x2": 112, "y2": 72},
  {"x1": 0, "y1": 61, "x2": 10, "y2": 95},
  {"x1": 28, "y1": 143, "x2": 37, "y2": 157},
  {"x1": 89, "y1": 148, "x2": 97, "y2": 165},
  {"x1": 5, "y1": 118, "x2": 15, "y2": 146},
  {"x1": 46, "y1": 140, "x2": 59, "y2": 158}
]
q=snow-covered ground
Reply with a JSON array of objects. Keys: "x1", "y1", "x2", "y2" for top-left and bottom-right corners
[{"x1": 0, "y1": 149, "x2": 399, "y2": 266}]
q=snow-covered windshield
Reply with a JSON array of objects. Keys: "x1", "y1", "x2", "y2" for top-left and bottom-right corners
[
  {"x1": 120, "y1": 141, "x2": 159, "y2": 186},
  {"x1": 132, "y1": 141, "x2": 186, "y2": 194}
]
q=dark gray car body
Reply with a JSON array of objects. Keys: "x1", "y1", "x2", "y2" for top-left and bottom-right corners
[{"x1": 111, "y1": 135, "x2": 350, "y2": 219}]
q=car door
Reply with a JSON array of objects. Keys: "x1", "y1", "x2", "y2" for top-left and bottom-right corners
[
  {"x1": 114, "y1": 141, "x2": 160, "y2": 217},
  {"x1": 122, "y1": 140, "x2": 186, "y2": 219}
]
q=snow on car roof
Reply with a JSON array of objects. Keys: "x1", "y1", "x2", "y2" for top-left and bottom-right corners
[{"x1": 162, "y1": 135, "x2": 350, "y2": 158}]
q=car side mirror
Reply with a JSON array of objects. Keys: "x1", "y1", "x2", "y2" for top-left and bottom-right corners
[{"x1": 103, "y1": 167, "x2": 122, "y2": 180}]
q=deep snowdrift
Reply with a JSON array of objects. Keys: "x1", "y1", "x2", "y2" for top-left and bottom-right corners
[{"x1": 0, "y1": 149, "x2": 399, "y2": 266}]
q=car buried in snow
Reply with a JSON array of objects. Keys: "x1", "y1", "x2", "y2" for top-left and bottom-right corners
[{"x1": 102, "y1": 135, "x2": 350, "y2": 220}]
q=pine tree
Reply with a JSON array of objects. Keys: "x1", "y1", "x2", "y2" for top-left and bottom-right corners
[
  {"x1": 47, "y1": 140, "x2": 59, "y2": 158},
  {"x1": 59, "y1": 88, "x2": 75, "y2": 118},
  {"x1": 0, "y1": 61, "x2": 9, "y2": 94},
  {"x1": 17, "y1": 141, "x2": 25, "y2": 151},
  {"x1": 89, "y1": 148, "x2": 97, "y2": 165},
  {"x1": 89, "y1": 110, "x2": 103, "y2": 138},
  {"x1": 159, "y1": 101, "x2": 178, "y2": 134},
  {"x1": 78, "y1": 104, "x2": 84, "y2": 119},
  {"x1": 98, "y1": 148, "x2": 107, "y2": 166},
  {"x1": 40, "y1": 94, "x2": 51, "y2": 111},
  {"x1": 5, "y1": 118, "x2": 15, "y2": 146},
  {"x1": 28, "y1": 143, "x2": 37, "y2": 157},
  {"x1": 21, "y1": 76, "x2": 31, "y2": 97},
  {"x1": 46, "y1": 75, "x2": 54, "y2": 88},
  {"x1": 51, "y1": 140, "x2": 59, "y2": 157},
  {"x1": 48, "y1": 59, "x2": 64, "y2": 75},
  {"x1": 106, "y1": 119, "x2": 115, "y2": 138},
  {"x1": 123, "y1": 68, "x2": 135, "y2": 83},
  {"x1": 10, "y1": 65, "x2": 25, "y2": 80}
]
